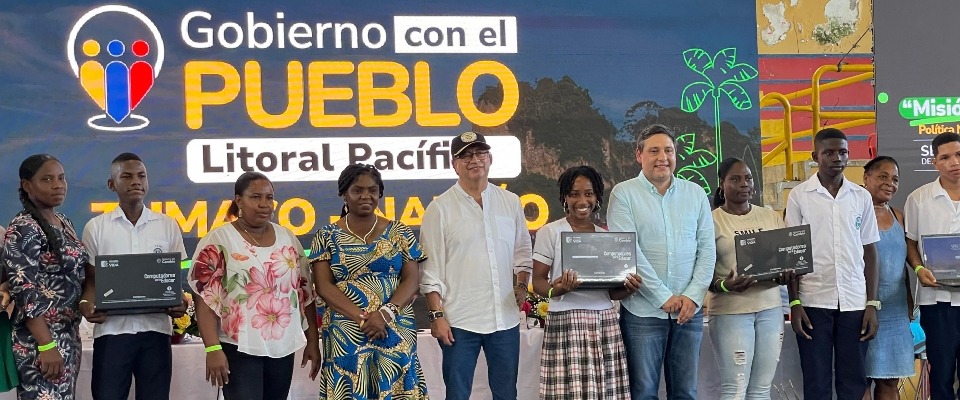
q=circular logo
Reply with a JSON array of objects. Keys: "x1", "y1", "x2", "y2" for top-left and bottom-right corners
[{"x1": 461, "y1": 132, "x2": 477, "y2": 142}]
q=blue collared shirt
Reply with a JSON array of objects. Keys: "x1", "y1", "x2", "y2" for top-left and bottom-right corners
[{"x1": 606, "y1": 173, "x2": 716, "y2": 318}]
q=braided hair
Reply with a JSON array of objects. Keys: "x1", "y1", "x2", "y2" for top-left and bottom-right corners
[
  {"x1": 557, "y1": 166, "x2": 605, "y2": 213},
  {"x1": 712, "y1": 157, "x2": 745, "y2": 209},
  {"x1": 226, "y1": 171, "x2": 272, "y2": 218},
  {"x1": 337, "y1": 164, "x2": 384, "y2": 217},
  {"x1": 18, "y1": 154, "x2": 64, "y2": 260}
]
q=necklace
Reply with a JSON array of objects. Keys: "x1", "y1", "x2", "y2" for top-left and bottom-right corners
[
  {"x1": 235, "y1": 220, "x2": 267, "y2": 247},
  {"x1": 345, "y1": 214, "x2": 378, "y2": 243}
]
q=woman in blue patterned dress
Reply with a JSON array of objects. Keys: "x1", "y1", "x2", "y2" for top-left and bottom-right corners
[
  {"x1": 310, "y1": 164, "x2": 428, "y2": 399},
  {"x1": 3, "y1": 154, "x2": 88, "y2": 400},
  {"x1": 862, "y1": 156, "x2": 914, "y2": 400}
]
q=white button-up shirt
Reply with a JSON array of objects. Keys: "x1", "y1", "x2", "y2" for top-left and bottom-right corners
[
  {"x1": 82, "y1": 207, "x2": 187, "y2": 338},
  {"x1": 785, "y1": 175, "x2": 880, "y2": 311},
  {"x1": 905, "y1": 178, "x2": 960, "y2": 306},
  {"x1": 419, "y1": 182, "x2": 533, "y2": 334}
]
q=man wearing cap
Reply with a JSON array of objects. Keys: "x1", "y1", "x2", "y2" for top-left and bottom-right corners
[{"x1": 420, "y1": 132, "x2": 533, "y2": 400}]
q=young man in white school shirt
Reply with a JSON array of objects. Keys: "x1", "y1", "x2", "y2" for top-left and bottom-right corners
[
  {"x1": 419, "y1": 132, "x2": 533, "y2": 400},
  {"x1": 905, "y1": 132, "x2": 960, "y2": 400},
  {"x1": 786, "y1": 128, "x2": 880, "y2": 400},
  {"x1": 80, "y1": 153, "x2": 187, "y2": 400}
]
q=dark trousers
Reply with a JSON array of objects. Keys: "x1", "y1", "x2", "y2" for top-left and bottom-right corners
[
  {"x1": 92, "y1": 331, "x2": 172, "y2": 400},
  {"x1": 439, "y1": 325, "x2": 520, "y2": 400},
  {"x1": 220, "y1": 343, "x2": 295, "y2": 400},
  {"x1": 919, "y1": 303, "x2": 960, "y2": 400},
  {"x1": 795, "y1": 307, "x2": 868, "y2": 400}
]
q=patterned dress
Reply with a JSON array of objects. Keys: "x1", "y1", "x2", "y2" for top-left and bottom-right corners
[
  {"x1": 2, "y1": 211, "x2": 88, "y2": 400},
  {"x1": 310, "y1": 221, "x2": 428, "y2": 400}
]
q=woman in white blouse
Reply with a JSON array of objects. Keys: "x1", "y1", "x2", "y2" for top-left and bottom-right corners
[{"x1": 189, "y1": 172, "x2": 320, "y2": 400}]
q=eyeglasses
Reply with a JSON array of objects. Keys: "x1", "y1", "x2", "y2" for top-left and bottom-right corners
[{"x1": 456, "y1": 150, "x2": 490, "y2": 160}]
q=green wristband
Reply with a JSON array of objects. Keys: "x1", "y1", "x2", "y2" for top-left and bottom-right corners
[
  {"x1": 37, "y1": 341, "x2": 57, "y2": 352},
  {"x1": 914, "y1": 265, "x2": 925, "y2": 274},
  {"x1": 204, "y1": 344, "x2": 223, "y2": 353},
  {"x1": 547, "y1": 287, "x2": 554, "y2": 298},
  {"x1": 789, "y1": 299, "x2": 801, "y2": 307},
  {"x1": 719, "y1": 280, "x2": 729, "y2": 293}
]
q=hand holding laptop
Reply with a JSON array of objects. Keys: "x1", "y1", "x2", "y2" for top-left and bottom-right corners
[
  {"x1": 79, "y1": 299, "x2": 107, "y2": 324},
  {"x1": 550, "y1": 269, "x2": 581, "y2": 297},
  {"x1": 918, "y1": 267, "x2": 939, "y2": 287}
]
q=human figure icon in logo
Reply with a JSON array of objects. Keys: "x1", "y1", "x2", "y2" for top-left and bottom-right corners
[
  {"x1": 68, "y1": 5, "x2": 164, "y2": 131},
  {"x1": 79, "y1": 38, "x2": 155, "y2": 127}
]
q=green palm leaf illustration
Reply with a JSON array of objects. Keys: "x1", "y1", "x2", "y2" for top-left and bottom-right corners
[
  {"x1": 682, "y1": 48, "x2": 713, "y2": 76},
  {"x1": 719, "y1": 82, "x2": 753, "y2": 110},
  {"x1": 676, "y1": 133, "x2": 697, "y2": 153},
  {"x1": 677, "y1": 166, "x2": 712, "y2": 195},
  {"x1": 680, "y1": 82, "x2": 714, "y2": 113},
  {"x1": 679, "y1": 149, "x2": 718, "y2": 169},
  {"x1": 713, "y1": 48, "x2": 738, "y2": 72},
  {"x1": 722, "y1": 63, "x2": 759, "y2": 84}
]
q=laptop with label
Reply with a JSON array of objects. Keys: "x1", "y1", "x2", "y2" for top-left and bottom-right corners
[
  {"x1": 95, "y1": 252, "x2": 183, "y2": 314},
  {"x1": 734, "y1": 225, "x2": 813, "y2": 281},
  {"x1": 560, "y1": 232, "x2": 637, "y2": 288},
  {"x1": 920, "y1": 234, "x2": 960, "y2": 287}
]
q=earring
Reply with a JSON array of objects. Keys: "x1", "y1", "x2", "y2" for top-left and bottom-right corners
[
  {"x1": 562, "y1": 201, "x2": 569, "y2": 214},
  {"x1": 594, "y1": 199, "x2": 602, "y2": 212},
  {"x1": 238, "y1": 209, "x2": 243, "y2": 218},
  {"x1": 342, "y1": 203, "x2": 349, "y2": 215}
]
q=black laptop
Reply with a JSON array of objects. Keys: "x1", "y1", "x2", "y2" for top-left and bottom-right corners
[
  {"x1": 560, "y1": 232, "x2": 637, "y2": 288},
  {"x1": 734, "y1": 225, "x2": 813, "y2": 281},
  {"x1": 94, "y1": 252, "x2": 183, "y2": 314},
  {"x1": 920, "y1": 234, "x2": 960, "y2": 287}
]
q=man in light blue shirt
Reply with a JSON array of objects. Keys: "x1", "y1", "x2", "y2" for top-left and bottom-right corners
[{"x1": 607, "y1": 124, "x2": 716, "y2": 399}]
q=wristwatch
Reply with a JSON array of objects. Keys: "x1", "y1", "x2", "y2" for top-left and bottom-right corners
[
  {"x1": 427, "y1": 310, "x2": 445, "y2": 322},
  {"x1": 866, "y1": 300, "x2": 881, "y2": 310}
]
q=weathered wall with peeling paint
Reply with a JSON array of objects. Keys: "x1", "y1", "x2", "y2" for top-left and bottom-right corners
[{"x1": 757, "y1": 0, "x2": 872, "y2": 54}]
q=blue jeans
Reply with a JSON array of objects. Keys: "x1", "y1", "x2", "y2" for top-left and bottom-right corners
[
  {"x1": 708, "y1": 308, "x2": 784, "y2": 400},
  {"x1": 438, "y1": 325, "x2": 519, "y2": 400},
  {"x1": 795, "y1": 307, "x2": 868, "y2": 400},
  {"x1": 620, "y1": 306, "x2": 704, "y2": 400},
  {"x1": 919, "y1": 303, "x2": 960, "y2": 400}
]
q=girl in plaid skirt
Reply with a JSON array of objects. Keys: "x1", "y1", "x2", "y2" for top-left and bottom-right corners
[{"x1": 531, "y1": 166, "x2": 641, "y2": 400}]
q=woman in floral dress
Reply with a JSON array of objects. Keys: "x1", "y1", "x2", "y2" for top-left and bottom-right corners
[
  {"x1": 3, "y1": 154, "x2": 88, "y2": 400},
  {"x1": 310, "y1": 164, "x2": 429, "y2": 399},
  {"x1": 188, "y1": 171, "x2": 320, "y2": 400}
]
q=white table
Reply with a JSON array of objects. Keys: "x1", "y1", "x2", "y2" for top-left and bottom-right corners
[{"x1": 0, "y1": 323, "x2": 802, "y2": 399}]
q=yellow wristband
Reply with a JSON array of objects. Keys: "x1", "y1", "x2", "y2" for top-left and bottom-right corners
[
  {"x1": 915, "y1": 265, "x2": 925, "y2": 274},
  {"x1": 547, "y1": 287, "x2": 554, "y2": 298},
  {"x1": 719, "y1": 280, "x2": 729, "y2": 293},
  {"x1": 789, "y1": 299, "x2": 801, "y2": 307},
  {"x1": 204, "y1": 344, "x2": 222, "y2": 353},
  {"x1": 37, "y1": 341, "x2": 57, "y2": 352}
]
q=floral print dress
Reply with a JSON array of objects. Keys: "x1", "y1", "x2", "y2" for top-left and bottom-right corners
[
  {"x1": 2, "y1": 211, "x2": 88, "y2": 400},
  {"x1": 188, "y1": 222, "x2": 314, "y2": 357},
  {"x1": 310, "y1": 221, "x2": 429, "y2": 400}
]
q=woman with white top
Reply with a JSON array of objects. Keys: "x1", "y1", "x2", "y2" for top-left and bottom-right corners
[
  {"x1": 531, "y1": 165, "x2": 641, "y2": 400},
  {"x1": 707, "y1": 157, "x2": 794, "y2": 400},
  {"x1": 189, "y1": 172, "x2": 320, "y2": 400}
]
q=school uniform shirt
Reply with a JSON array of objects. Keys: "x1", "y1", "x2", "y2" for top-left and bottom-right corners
[
  {"x1": 532, "y1": 218, "x2": 614, "y2": 312},
  {"x1": 905, "y1": 178, "x2": 960, "y2": 306},
  {"x1": 785, "y1": 175, "x2": 880, "y2": 311},
  {"x1": 82, "y1": 207, "x2": 187, "y2": 338}
]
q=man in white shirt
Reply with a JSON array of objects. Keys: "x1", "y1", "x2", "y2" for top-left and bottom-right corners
[
  {"x1": 419, "y1": 132, "x2": 533, "y2": 400},
  {"x1": 80, "y1": 153, "x2": 187, "y2": 400},
  {"x1": 786, "y1": 128, "x2": 880, "y2": 400},
  {"x1": 905, "y1": 132, "x2": 960, "y2": 400}
]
